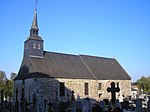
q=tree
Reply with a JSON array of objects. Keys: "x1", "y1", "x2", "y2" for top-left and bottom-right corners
[
  {"x1": 9, "y1": 72, "x2": 17, "y2": 96},
  {"x1": 4, "y1": 72, "x2": 17, "y2": 98},
  {"x1": 10, "y1": 72, "x2": 17, "y2": 80},
  {"x1": 0, "y1": 70, "x2": 7, "y2": 90},
  {"x1": 4, "y1": 79, "x2": 14, "y2": 99},
  {"x1": 137, "y1": 76, "x2": 150, "y2": 94},
  {"x1": 0, "y1": 71, "x2": 17, "y2": 99}
]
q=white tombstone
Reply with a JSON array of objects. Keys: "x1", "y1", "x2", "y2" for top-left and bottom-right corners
[
  {"x1": 147, "y1": 98, "x2": 150, "y2": 112},
  {"x1": 135, "y1": 98, "x2": 143, "y2": 112},
  {"x1": 118, "y1": 93, "x2": 124, "y2": 103}
]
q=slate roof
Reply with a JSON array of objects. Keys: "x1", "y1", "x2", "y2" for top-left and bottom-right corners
[{"x1": 15, "y1": 51, "x2": 131, "y2": 80}]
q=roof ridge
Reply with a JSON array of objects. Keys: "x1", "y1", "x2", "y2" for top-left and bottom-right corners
[
  {"x1": 79, "y1": 54, "x2": 115, "y2": 60},
  {"x1": 45, "y1": 51, "x2": 79, "y2": 56},
  {"x1": 45, "y1": 51, "x2": 116, "y2": 60}
]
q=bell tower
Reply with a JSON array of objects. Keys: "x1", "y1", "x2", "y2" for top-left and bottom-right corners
[{"x1": 24, "y1": 8, "x2": 44, "y2": 58}]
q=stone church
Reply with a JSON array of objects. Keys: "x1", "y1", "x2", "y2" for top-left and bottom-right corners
[{"x1": 14, "y1": 9, "x2": 131, "y2": 111}]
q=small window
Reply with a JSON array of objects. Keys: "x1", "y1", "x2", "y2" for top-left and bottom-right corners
[
  {"x1": 36, "y1": 31, "x2": 38, "y2": 35},
  {"x1": 33, "y1": 43, "x2": 36, "y2": 49},
  {"x1": 38, "y1": 43, "x2": 40, "y2": 49},
  {"x1": 23, "y1": 79, "x2": 25, "y2": 85},
  {"x1": 98, "y1": 83, "x2": 102, "y2": 90},
  {"x1": 33, "y1": 30, "x2": 35, "y2": 35},
  {"x1": 60, "y1": 82, "x2": 65, "y2": 96},
  {"x1": 25, "y1": 44, "x2": 28, "y2": 50},
  {"x1": 84, "y1": 83, "x2": 89, "y2": 95}
]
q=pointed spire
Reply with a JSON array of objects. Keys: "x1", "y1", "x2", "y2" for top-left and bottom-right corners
[
  {"x1": 30, "y1": 10, "x2": 39, "y2": 37},
  {"x1": 29, "y1": 0, "x2": 42, "y2": 38},
  {"x1": 31, "y1": 0, "x2": 38, "y2": 29},
  {"x1": 31, "y1": 10, "x2": 38, "y2": 30}
]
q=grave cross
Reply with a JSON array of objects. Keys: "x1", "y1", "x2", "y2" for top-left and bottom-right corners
[
  {"x1": 71, "y1": 90, "x2": 75, "y2": 102},
  {"x1": 107, "y1": 82, "x2": 120, "y2": 108}
]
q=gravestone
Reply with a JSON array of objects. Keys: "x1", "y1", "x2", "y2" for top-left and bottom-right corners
[
  {"x1": 44, "y1": 99, "x2": 47, "y2": 110},
  {"x1": 32, "y1": 93, "x2": 37, "y2": 112},
  {"x1": 99, "y1": 100, "x2": 105, "y2": 111},
  {"x1": 82, "y1": 99, "x2": 88, "y2": 112},
  {"x1": 15, "y1": 88, "x2": 19, "y2": 112},
  {"x1": 24, "y1": 99, "x2": 32, "y2": 112},
  {"x1": 66, "y1": 94, "x2": 71, "y2": 111},
  {"x1": 92, "y1": 105, "x2": 102, "y2": 112},
  {"x1": 47, "y1": 98, "x2": 52, "y2": 112},
  {"x1": 20, "y1": 88, "x2": 25, "y2": 112},
  {"x1": 115, "y1": 99, "x2": 122, "y2": 112},
  {"x1": 59, "y1": 102, "x2": 66, "y2": 111},
  {"x1": 76, "y1": 101, "x2": 82, "y2": 112},
  {"x1": 135, "y1": 98, "x2": 143, "y2": 112},
  {"x1": 71, "y1": 90, "x2": 75, "y2": 102},
  {"x1": 107, "y1": 82, "x2": 120, "y2": 109},
  {"x1": 147, "y1": 97, "x2": 150, "y2": 112},
  {"x1": 71, "y1": 91, "x2": 76, "y2": 112},
  {"x1": 118, "y1": 93, "x2": 124, "y2": 103},
  {"x1": 103, "y1": 99, "x2": 110, "y2": 111},
  {"x1": 71, "y1": 101, "x2": 76, "y2": 112},
  {"x1": 39, "y1": 97, "x2": 44, "y2": 112},
  {"x1": 103, "y1": 99, "x2": 109, "y2": 105},
  {"x1": 88, "y1": 99, "x2": 92, "y2": 112},
  {"x1": 121, "y1": 100, "x2": 129, "y2": 110},
  {"x1": 5, "y1": 91, "x2": 8, "y2": 108}
]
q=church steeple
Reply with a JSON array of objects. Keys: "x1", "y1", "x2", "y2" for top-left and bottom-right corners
[
  {"x1": 30, "y1": 10, "x2": 39, "y2": 36},
  {"x1": 24, "y1": 4, "x2": 44, "y2": 58}
]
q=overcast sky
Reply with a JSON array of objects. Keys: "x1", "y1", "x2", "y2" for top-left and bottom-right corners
[{"x1": 0, "y1": 0, "x2": 150, "y2": 81}]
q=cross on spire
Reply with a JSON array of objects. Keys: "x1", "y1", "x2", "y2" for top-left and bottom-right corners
[{"x1": 35, "y1": 0, "x2": 38, "y2": 12}]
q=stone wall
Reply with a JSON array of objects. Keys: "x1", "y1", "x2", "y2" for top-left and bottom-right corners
[
  {"x1": 15, "y1": 77, "x2": 131, "y2": 102},
  {"x1": 56, "y1": 78, "x2": 131, "y2": 101},
  {"x1": 14, "y1": 77, "x2": 131, "y2": 111}
]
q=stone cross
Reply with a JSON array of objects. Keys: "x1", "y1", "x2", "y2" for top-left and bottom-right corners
[
  {"x1": 107, "y1": 82, "x2": 120, "y2": 108},
  {"x1": 71, "y1": 90, "x2": 75, "y2": 102}
]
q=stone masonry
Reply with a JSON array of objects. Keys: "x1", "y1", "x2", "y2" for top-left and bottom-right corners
[{"x1": 14, "y1": 77, "x2": 131, "y2": 108}]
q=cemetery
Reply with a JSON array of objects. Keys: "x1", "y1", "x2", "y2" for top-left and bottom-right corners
[
  {"x1": 0, "y1": 0, "x2": 150, "y2": 112},
  {"x1": 0, "y1": 6, "x2": 149, "y2": 111},
  {"x1": 0, "y1": 82, "x2": 150, "y2": 112}
]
